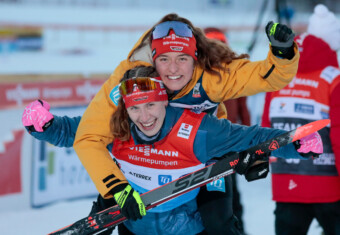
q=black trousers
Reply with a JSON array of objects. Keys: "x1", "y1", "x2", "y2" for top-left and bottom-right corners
[
  {"x1": 197, "y1": 175, "x2": 243, "y2": 235},
  {"x1": 275, "y1": 201, "x2": 340, "y2": 235},
  {"x1": 231, "y1": 173, "x2": 245, "y2": 233}
]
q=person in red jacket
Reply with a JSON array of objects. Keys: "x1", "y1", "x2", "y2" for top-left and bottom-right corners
[
  {"x1": 204, "y1": 27, "x2": 251, "y2": 235},
  {"x1": 262, "y1": 4, "x2": 340, "y2": 235}
]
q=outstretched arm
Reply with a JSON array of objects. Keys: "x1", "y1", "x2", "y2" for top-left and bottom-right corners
[
  {"x1": 30, "y1": 115, "x2": 81, "y2": 148},
  {"x1": 22, "y1": 100, "x2": 81, "y2": 147},
  {"x1": 194, "y1": 115, "x2": 321, "y2": 162}
]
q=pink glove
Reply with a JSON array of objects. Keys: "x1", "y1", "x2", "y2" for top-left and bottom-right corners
[
  {"x1": 296, "y1": 132, "x2": 323, "y2": 158},
  {"x1": 22, "y1": 100, "x2": 54, "y2": 132}
]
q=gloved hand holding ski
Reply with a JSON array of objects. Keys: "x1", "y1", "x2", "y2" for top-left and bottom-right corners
[
  {"x1": 236, "y1": 130, "x2": 324, "y2": 177},
  {"x1": 113, "y1": 184, "x2": 146, "y2": 221},
  {"x1": 48, "y1": 119, "x2": 330, "y2": 235},
  {"x1": 293, "y1": 132, "x2": 323, "y2": 159}
]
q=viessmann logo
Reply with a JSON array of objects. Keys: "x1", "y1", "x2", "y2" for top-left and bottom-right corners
[
  {"x1": 288, "y1": 77, "x2": 319, "y2": 88},
  {"x1": 128, "y1": 146, "x2": 179, "y2": 157}
]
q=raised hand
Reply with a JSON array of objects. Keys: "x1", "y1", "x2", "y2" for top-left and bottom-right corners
[
  {"x1": 22, "y1": 99, "x2": 54, "y2": 132},
  {"x1": 266, "y1": 21, "x2": 295, "y2": 59}
]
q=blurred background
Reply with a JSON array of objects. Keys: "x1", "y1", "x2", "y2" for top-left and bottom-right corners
[{"x1": 0, "y1": 0, "x2": 339, "y2": 234}]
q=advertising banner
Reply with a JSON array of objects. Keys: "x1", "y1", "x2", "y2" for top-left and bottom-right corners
[
  {"x1": 0, "y1": 79, "x2": 104, "y2": 109},
  {"x1": 0, "y1": 26, "x2": 42, "y2": 52},
  {"x1": 30, "y1": 106, "x2": 98, "y2": 207}
]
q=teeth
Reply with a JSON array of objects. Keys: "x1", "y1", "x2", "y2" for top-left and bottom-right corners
[
  {"x1": 142, "y1": 121, "x2": 155, "y2": 127},
  {"x1": 168, "y1": 75, "x2": 181, "y2": 80}
]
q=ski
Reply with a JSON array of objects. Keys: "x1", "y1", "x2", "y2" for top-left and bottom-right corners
[{"x1": 49, "y1": 119, "x2": 330, "y2": 235}]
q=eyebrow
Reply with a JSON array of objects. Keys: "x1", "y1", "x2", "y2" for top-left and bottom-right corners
[{"x1": 158, "y1": 53, "x2": 188, "y2": 58}]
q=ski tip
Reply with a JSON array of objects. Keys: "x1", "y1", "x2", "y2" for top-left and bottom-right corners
[{"x1": 292, "y1": 119, "x2": 330, "y2": 142}]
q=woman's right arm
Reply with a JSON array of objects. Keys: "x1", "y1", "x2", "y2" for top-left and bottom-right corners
[
  {"x1": 194, "y1": 114, "x2": 305, "y2": 163},
  {"x1": 22, "y1": 99, "x2": 80, "y2": 148},
  {"x1": 30, "y1": 115, "x2": 81, "y2": 148}
]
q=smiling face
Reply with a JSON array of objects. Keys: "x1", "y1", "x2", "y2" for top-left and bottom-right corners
[
  {"x1": 154, "y1": 52, "x2": 195, "y2": 92},
  {"x1": 126, "y1": 100, "x2": 168, "y2": 137}
]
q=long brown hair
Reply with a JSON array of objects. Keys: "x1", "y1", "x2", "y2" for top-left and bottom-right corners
[
  {"x1": 129, "y1": 13, "x2": 249, "y2": 79},
  {"x1": 110, "y1": 66, "x2": 160, "y2": 141}
]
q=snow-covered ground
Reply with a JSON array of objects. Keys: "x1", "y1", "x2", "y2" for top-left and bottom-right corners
[{"x1": 0, "y1": 176, "x2": 323, "y2": 235}]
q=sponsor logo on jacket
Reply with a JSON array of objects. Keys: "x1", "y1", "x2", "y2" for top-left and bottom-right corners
[
  {"x1": 288, "y1": 179, "x2": 297, "y2": 190},
  {"x1": 320, "y1": 108, "x2": 329, "y2": 119},
  {"x1": 169, "y1": 100, "x2": 218, "y2": 114},
  {"x1": 158, "y1": 175, "x2": 172, "y2": 185},
  {"x1": 320, "y1": 66, "x2": 340, "y2": 83},
  {"x1": 272, "y1": 122, "x2": 302, "y2": 131},
  {"x1": 288, "y1": 77, "x2": 319, "y2": 88},
  {"x1": 177, "y1": 123, "x2": 193, "y2": 139},
  {"x1": 110, "y1": 85, "x2": 120, "y2": 106},
  {"x1": 279, "y1": 89, "x2": 311, "y2": 97},
  {"x1": 129, "y1": 171, "x2": 151, "y2": 181},
  {"x1": 129, "y1": 146, "x2": 179, "y2": 157},
  {"x1": 294, "y1": 103, "x2": 314, "y2": 114},
  {"x1": 170, "y1": 46, "x2": 183, "y2": 51},
  {"x1": 192, "y1": 83, "x2": 201, "y2": 98}
]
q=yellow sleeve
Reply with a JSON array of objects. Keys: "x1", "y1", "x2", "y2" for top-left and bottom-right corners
[
  {"x1": 216, "y1": 102, "x2": 228, "y2": 119},
  {"x1": 74, "y1": 59, "x2": 151, "y2": 198},
  {"x1": 204, "y1": 43, "x2": 300, "y2": 102}
]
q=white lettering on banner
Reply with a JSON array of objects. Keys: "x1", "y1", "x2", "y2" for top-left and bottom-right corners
[
  {"x1": 177, "y1": 123, "x2": 193, "y2": 139},
  {"x1": 76, "y1": 81, "x2": 101, "y2": 102},
  {"x1": 128, "y1": 155, "x2": 178, "y2": 166},
  {"x1": 6, "y1": 84, "x2": 40, "y2": 105},
  {"x1": 288, "y1": 77, "x2": 319, "y2": 88},
  {"x1": 128, "y1": 146, "x2": 178, "y2": 157},
  {"x1": 1, "y1": 79, "x2": 105, "y2": 109},
  {"x1": 43, "y1": 87, "x2": 72, "y2": 99}
]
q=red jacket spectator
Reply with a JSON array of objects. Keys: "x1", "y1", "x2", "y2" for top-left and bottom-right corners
[{"x1": 262, "y1": 7, "x2": 340, "y2": 203}]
